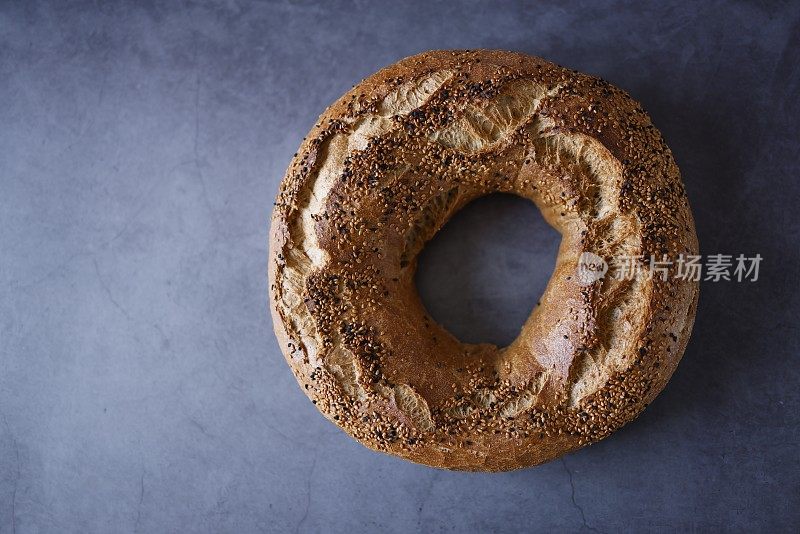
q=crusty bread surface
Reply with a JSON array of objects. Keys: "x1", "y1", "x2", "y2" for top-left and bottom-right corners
[{"x1": 269, "y1": 50, "x2": 699, "y2": 471}]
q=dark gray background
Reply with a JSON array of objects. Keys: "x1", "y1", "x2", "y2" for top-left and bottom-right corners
[{"x1": 1, "y1": 1, "x2": 798, "y2": 532}]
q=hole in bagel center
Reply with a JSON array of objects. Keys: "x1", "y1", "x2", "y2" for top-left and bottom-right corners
[{"x1": 414, "y1": 193, "x2": 560, "y2": 347}]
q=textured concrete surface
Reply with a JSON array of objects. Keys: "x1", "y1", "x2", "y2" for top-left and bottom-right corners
[{"x1": 1, "y1": 1, "x2": 799, "y2": 532}]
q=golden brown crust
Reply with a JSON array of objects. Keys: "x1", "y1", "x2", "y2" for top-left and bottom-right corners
[{"x1": 268, "y1": 50, "x2": 699, "y2": 471}]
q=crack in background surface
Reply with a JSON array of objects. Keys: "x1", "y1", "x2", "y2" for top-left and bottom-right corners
[{"x1": 561, "y1": 458, "x2": 603, "y2": 534}]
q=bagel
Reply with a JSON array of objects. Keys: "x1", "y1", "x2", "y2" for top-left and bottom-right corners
[{"x1": 268, "y1": 50, "x2": 698, "y2": 471}]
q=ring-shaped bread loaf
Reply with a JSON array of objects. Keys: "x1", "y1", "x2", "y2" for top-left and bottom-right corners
[{"x1": 269, "y1": 50, "x2": 699, "y2": 471}]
